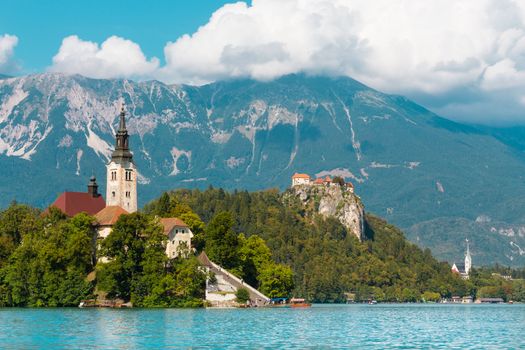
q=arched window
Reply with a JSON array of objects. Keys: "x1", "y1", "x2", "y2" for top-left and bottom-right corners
[{"x1": 112, "y1": 191, "x2": 115, "y2": 197}]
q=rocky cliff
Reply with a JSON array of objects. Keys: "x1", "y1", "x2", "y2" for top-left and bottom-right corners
[{"x1": 286, "y1": 184, "x2": 365, "y2": 241}]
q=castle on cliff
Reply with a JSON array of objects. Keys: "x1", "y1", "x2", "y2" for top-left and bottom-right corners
[{"x1": 291, "y1": 172, "x2": 354, "y2": 192}]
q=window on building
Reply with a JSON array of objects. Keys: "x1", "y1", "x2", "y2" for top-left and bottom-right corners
[
  {"x1": 111, "y1": 171, "x2": 117, "y2": 181},
  {"x1": 112, "y1": 191, "x2": 115, "y2": 197}
]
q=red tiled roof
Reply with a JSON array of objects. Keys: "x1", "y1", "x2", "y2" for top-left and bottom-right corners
[
  {"x1": 159, "y1": 218, "x2": 189, "y2": 235},
  {"x1": 324, "y1": 176, "x2": 332, "y2": 182},
  {"x1": 314, "y1": 178, "x2": 324, "y2": 184},
  {"x1": 346, "y1": 182, "x2": 354, "y2": 188},
  {"x1": 95, "y1": 206, "x2": 128, "y2": 226},
  {"x1": 50, "y1": 192, "x2": 106, "y2": 217},
  {"x1": 292, "y1": 173, "x2": 310, "y2": 179}
]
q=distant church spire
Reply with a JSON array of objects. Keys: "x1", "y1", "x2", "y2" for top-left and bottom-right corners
[
  {"x1": 118, "y1": 104, "x2": 127, "y2": 131},
  {"x1": 111, "y1": 104, "x2": 133, "y2": 163},
  {"x1": 464, "y1": 238, "x2": 472, "y2": 275}
]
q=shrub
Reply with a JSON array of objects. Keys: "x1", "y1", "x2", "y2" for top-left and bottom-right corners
[{"x1": 236, "y1": 287, "x2": 250, "y2": 303}]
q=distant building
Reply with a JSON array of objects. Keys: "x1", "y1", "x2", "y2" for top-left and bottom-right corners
[
  {"x1": 313, "y1": 178, "x2": 324, "y2": 185},
  {"x1": 48, "y1": 176, "x2": 106, "y2": 216},
  {"x1": 292, "y1": 173, "x2": 311, "y2": 186},
  {"x1": 160, "y1": 218, "x2": 194, "y2": 258},
  {"x1": 462, "y1": 296, "x2": 473, "y2": 303},
  {"x1": 95, "y1": 206, "x2": 129, "y2": 239},
  {"x1": 291, "y1": 172, "x2": 354, "y2": 191},
  {"x1": 451, "y1": 239, "x2": 472, "y2": 279}
]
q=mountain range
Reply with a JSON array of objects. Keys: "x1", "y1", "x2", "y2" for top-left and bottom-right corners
[{"x1": 0, "y1": 72, "x2": 524, "y2": 266}]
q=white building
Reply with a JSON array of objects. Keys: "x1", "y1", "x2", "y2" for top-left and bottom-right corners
[
  {"x1": 292, "y1": 173, "x2": 311, "y2": 186},
  {"x1": 451, "y1": 239, "x2": 472, "y2": 279},
  {"x1": 94, "y1": 206, "x2": 129, "y2": 239},
  {"x1": 106, "y1": 107, "x2": 138, "y2": 213},
  {"x1": 160, "y1": 218, "x2": 194, "y2": 258}
]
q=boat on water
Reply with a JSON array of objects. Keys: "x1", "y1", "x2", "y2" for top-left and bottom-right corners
[
  {"x1": 268, "y1": 297, "x2": 290, "y2": 308},
  {"x1": 290, "y1": 297, "x2": 311, "y2": 308}
]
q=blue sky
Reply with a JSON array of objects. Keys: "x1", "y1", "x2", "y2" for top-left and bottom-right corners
[
  {"x1": 2, "y1": 0, "x2": 525, "y2": 125},
  {"x1": 0, "y1": 0, "x2": 233, "y2": 73}
]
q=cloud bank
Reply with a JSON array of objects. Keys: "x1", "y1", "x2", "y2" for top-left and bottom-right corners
[
  {"x1": 0, "y1": 34, "x2": 19, "y2": 74},
  {"x1": 50, "y1": 35, "x2": 159, "y2": 79},
  {"x1": 43, "y1": 0, "x2": 525, "y2": 123}
]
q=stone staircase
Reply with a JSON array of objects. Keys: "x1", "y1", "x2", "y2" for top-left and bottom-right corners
[{"x1": 198, "y1": 251, "x2": 270, "y2": 307}]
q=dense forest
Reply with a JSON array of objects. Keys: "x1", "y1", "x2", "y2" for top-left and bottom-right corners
[
  {"x1": 0, "y1": 187, "x2": 524, "y2": 307},
  {"x1": 145, "y1": 188, "x2": 525, "y2": 303}
]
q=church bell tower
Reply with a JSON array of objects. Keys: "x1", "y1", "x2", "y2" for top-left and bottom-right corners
[{"x1": 106, "y1": 105, "x2": 138, "y2": 212}]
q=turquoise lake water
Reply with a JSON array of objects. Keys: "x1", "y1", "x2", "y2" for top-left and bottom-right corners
[{"x1": 0, "y1": 304, "x2": 523, "y2": 349}]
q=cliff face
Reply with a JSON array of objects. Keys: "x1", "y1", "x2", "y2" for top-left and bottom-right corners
[{"x1": 287, "y1": 184, "x2": 365, "y2": 241}]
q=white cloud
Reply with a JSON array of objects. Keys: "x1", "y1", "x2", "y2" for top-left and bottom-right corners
[
  {"x1": 50, "y1": 35, "x2": 159, "y2": 79},
  {"x1": 0, "y1": 34, "x2": 19, "y2": 73},
  {"x1": 45, "y1": 0, "x2": 525, "y2": 123},
  {"x1": 156, "y1": 0, "x2": 525, "y2": 122},
  {"x1": 158, "y1": 0, "x2": 504, "y2": 92}
]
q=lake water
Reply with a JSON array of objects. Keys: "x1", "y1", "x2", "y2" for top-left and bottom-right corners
[{"x1": 0, "y1": 304, "x2": 523, "y2": 349}]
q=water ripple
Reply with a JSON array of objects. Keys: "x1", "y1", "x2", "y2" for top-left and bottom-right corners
[{"x1": 0, "y1": 304, "x2": 523, "y2": 349}]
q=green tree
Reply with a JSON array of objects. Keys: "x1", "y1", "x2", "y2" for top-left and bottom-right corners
[
  {"x1": 332, "y1": 176, "x2": 345, "y2": 187},
  {"x1": 204, "y1": 212, "x2": 239, "y2": 269},
  {"x1": 97, "y1": 212, "x2": 162, "y2": 301},
  {"x1": 258, "y1": 263, "x2": 294, "y2": 298},
  {"x1": 1, "y1": 213, "x2": 95, "y2": 306},
  {"x1": 0, "y1": 202, "x2": 41, "y2": 268},
  {"x1": 421, "y1": 291, "x2": 441, "y2": 302},
  {"x1": 179, "y1": 212, "x2": 206, "y2": 251}
]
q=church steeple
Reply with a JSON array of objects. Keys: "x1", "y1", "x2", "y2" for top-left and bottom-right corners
[
  {"x1": 464, "y1": 238, "x2": 472, "y2": 275},
  {"x1": 111, "y1": 105, "x2": 133, "y2": 163},
  {"x1": 106, "y1": 102, "x2": 138, "y2": 213}
]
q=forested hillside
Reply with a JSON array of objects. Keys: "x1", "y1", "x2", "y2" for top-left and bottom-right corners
[
  {"x1": 145, "y1": 188, "x2": 525, "y2": 303},
  {"x1": 0, "y1": 188, "x2": 523, "y2": 307}
]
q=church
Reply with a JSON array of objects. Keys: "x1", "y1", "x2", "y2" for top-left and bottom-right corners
[
  {"x1": 451, "y1": 239, "x2": 472, "y2": 279},
  {"x1": 49, "y1": 105, "x2": 192, "y2": 258}
]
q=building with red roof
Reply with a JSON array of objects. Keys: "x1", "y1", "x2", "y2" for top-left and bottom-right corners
[
  {"x1": 95, "y1": 206, "x2": 129, "y2": 239},
  {"x1": 291, "y1": 173, "x2": 311, "y2": 186},
  {"x1": 313, "y1": 178, "x2": 324, "y2": 185},
  {"x1": 48, "y1": 176, "x2": 106, "y2": 217}
]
